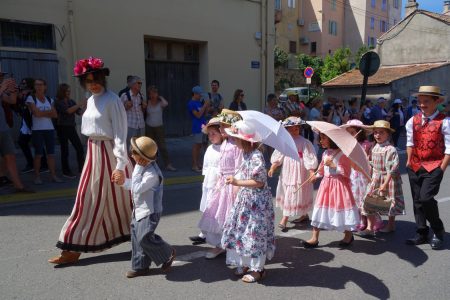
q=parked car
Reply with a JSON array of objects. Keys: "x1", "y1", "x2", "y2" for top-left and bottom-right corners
[{"x1": 279, "y1": 87, "x2": 319, "y2": 103}]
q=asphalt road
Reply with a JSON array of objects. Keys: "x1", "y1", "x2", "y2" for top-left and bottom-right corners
[{"x1": 1, "y1": 159, "x2": 450, "y2": 299}]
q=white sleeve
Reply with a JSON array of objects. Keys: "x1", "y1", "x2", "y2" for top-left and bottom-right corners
[
  {"x1": 111, "y1": 96, "x2": 129, "y2": 170},
  {"x1": 443, "y1": 117, "x2": 450, "y2": 155},
  {"x1": 405, "y1": 117, "x2": 414, "y2": 147},
  {"x1": 303, "y1": 140, "x2": 318, "y2": 170},
  {"x1": 270, "y1": 149, "x2": 284, "y2": 165}
]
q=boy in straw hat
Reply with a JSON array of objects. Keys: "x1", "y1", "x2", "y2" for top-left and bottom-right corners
[
  {"x1": 118, "y1": 136, "x2": 175, "y2": 278},
  {"x1": 405, "y1": 85, "x2": 450, "y2": 250}
]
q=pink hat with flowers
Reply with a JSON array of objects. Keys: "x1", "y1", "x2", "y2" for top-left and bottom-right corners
[
  {"x1": 340, "y1": 119, "x2": 373, "y2": 133},
  {"x1": 73, "y1": 57, "x2": 110, "y2": 77},
  {"x1": 225, "y1": 120, "x2": 261, "y2": 143}
]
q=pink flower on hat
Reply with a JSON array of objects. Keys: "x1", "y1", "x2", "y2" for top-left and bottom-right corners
[{"x1": 73, "y1": 56, "x2": 104, "y2": 76}]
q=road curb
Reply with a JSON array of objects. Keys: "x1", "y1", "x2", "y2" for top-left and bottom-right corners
[{"x1": 0, "y1": 175, "x2": 203, "y2": 205}]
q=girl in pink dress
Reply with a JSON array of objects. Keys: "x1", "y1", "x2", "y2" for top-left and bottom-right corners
[
  {"x1": 268, "y1": 117, "x2": 318, "y2": 231},
  {"x1": 198, "y1": 109, "x2": 243, "y2": 259},
  {"x1": 341, "y1": 119, "x2": 375, "y2": 231},
  {"x1": 303, "y1": 133, "x2": 360, "y2": 248}
]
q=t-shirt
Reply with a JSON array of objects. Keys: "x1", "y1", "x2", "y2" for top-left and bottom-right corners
[
  {"x1": 309, "y1": 107, "x2": 321, "y2": 121},
  {"x1": 187, "y1": 99, "x2": 205, "y2": 134},
  {"x1": 146, "y1": 102, "x2": 164, "y2": 127},
  {"x1": 25, "y1": 95, "x2": 55, "y2": 130},
  {"x1": 55, "y1": 99, "x2": 80, "y2": 126}
]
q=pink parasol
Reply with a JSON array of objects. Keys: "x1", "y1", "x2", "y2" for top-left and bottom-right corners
[{"x1": 307, "y1": 121, "x2": 371, "y2": 179}]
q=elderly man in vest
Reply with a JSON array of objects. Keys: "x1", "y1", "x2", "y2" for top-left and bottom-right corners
[{"x1": 405, "y1": 86, "x2": 450, "y2": 250}]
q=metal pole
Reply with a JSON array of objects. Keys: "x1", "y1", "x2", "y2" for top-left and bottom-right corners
[{"x1": 360, "y1": 52, "x2": 372, "y2": 104}]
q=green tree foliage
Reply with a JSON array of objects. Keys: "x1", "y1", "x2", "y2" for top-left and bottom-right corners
[
  {"x1": 320, "y1": 47, "x2": 352, "y2": 83},
  {"x1": 274, "y1": 45, "x2": 289, "y2": 67}
]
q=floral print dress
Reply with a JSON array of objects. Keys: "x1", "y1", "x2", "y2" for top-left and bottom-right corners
[{"x1": 221, "y1": 149, "x2": 275, "y2": 272}]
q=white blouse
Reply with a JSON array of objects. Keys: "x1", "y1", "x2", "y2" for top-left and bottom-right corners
[{"x1": 81, "y1": 89, "x2": 128, "y2": 170}]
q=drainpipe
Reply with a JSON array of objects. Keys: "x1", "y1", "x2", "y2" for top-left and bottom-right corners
[
  {"x1": 261, "y1": 0, "x2": 267, "y2": 111},
  {"x1": 67, "y1": 0, "x2": 79, "y2": 101}
]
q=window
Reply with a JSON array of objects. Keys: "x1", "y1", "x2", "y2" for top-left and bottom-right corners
[
  {"x1": 382, "y1": 0, "x2": 387, "y2": 11},
  {"x1": 380, "y1": 20, "x2": 387, "y2": 32},
  {"x1": 288, "y1": 0, "x2": 296, "y2": 8},
  {"x1": 0, "y1": 20, "x2": 55, "y2": 49},
  {"x1": 331, "y1": 0, "x2": 337, "y2": 10},
  {"x1": 328, "y1": 20, "x2": 337, "y2": 36},
  {"x1": 371, "y1": 0, "x2": 376, "y2": 8},
  {"x1": 370, "y1": 17, "x2": 375, "y2": 30},
  {"x1": 289, "y1": 41, "x2": 297, "y2": 53},
  {"x1": 368, "y1": 36, "x2": 376, "y2": 47},
  {"x1": 310, "y1": 42, "x2": 317, "y2": 54},
  {"x1": 393, "y1": 0, "x2": 399, "y2": 9},
  {"x1": 275, "y1": 0, "x2": 281, "y2": 10}
]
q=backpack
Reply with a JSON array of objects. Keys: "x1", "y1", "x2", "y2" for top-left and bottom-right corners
[
  {"x1": 125, "y1": 90, "x2": 146, "y2": 119},
  {"x1": 23, "y1": 95, "x2": 54, "y2": 129}
]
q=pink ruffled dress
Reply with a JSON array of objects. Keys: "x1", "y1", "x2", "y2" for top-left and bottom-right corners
[
  {"x1": 310, "y1": 149, "x2": 360, "y2": 232},
  {"x1": 271, "y1": 135, "x2": 318, "y2": 216},
  {"x1": 198, "y1": 138, "x2": 243, "y2": 246}
]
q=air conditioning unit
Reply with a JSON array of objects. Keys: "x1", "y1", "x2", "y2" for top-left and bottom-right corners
[
  {"x1": 297, "y1": 18, "x2": 305, "y2": 26},
  {"x1": 299, "y1": 37, "x2": 309, "y2": 44}
]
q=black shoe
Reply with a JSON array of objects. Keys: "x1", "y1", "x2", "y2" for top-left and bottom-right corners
[
  {"x1": 21, "y1": 166, "x2": 34, "y2": 174},
  {"x1": 431, "y1": 234, "x2": 444, "y2": 250},
  {"x1": 339, "y1": 235, "x2": 354, "y2": 247},
  {"x1": 63, "y1": 171, "x2": 77, "y2": 179},
  {"x1": 189, "y1": 236, "x2": 206, "y2": 245},
  {"x1": 40, "y1": 167, "x2": 49, "y2": 173},
  {"x1": 0, "y1": 176, "x2": 12, "y2": 187},
  {"x1": 405, "y1": 234, "x2": 429, "y2": 246},
  {"x1": 302, "y1": 240, "x2": 319, "y2": 248},
  {"x1": 126, "y1": 268, "x2": 150, "y2": 278}
]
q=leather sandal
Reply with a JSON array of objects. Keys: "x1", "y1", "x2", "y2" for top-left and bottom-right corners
[
  {"x1": 242, "y1": 269, "x2": 266, "y2": 283},
  {"x1": 161, "y1": 248, "x2": 176, "y2": 272},
  {"x1": 48, "y1": 251, "x2": 81, "y2": 265}
]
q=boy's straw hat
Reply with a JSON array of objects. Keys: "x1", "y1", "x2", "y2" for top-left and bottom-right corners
[
  {"x1": 217, "y1": 108, "x2": 242, "y2": 125},
  {"x1": 371, "y1": 120, "x2": 395, "y2": 132},
  {"x1": 131, "y1": 136, "x2": 158, "y2": 161}
]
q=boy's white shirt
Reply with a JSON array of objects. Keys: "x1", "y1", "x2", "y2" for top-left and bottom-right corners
[{"x1": 122, "y1": 163, "x2": 160, "y2": 221}]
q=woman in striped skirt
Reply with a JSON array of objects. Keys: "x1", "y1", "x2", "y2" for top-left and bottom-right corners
[{"x1": 48, "y1": 57, "x2": 133, "y2": 264}]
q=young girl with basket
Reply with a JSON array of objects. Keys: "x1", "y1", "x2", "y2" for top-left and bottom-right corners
[
  {"x1": 360, "y1": 120, "x2": 405, "y2": 236},
  {"x1": 268, "y1": 117, "x2": 318, "y2": 231},
  {"x1": 303, "y1": 132, "x2": 360, "y2": 248}
]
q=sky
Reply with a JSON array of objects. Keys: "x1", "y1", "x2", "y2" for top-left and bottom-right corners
[{"x1": 401, "y1": 1, "x2": 446, "y2": 17}]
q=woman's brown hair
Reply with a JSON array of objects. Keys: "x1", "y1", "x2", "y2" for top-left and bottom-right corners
[{"x1": 56, "y1": 83, "x2": 70, "y2": 101}]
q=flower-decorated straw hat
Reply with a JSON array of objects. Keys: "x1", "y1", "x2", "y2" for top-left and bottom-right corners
[
  {"x1": 371, "y1": 120, "x2": 395, "y2": 132},
  {"x1": 224, "y1": 120, "x2": 261, "y2": 143},
  {"x1": 217, "y1": 108, "x2": 242, "y2": 125},
  {"x1": 202, "y1": 117, "x2": 221, "y2": 134},
  {"x1": 413, "y1": 86, "x2": 444, "y2": 100},
  {"x1": 73, "y1": 57, "x2": 110, "y2": 77},
  {"x1": 281, "y1": 116, "x2": 305, "y2": 127},
  {"x1": 130, "y1": 136, "x2": 158, "y2": 161}
]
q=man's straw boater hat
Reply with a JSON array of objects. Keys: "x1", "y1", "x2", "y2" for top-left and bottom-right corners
[
  {"x1": 217, "y1": 108, "x2": 242, "y2": 125},
  {"x1": 202, "y1": 116, "x2": 221, "y2": 134},
  {"x1": 130, "y1": 136, "x2": 158, "y2": 161},
  {"x1": 413, "y1": 86, "x2": 444, "y2": 100},
  {"x1": 371, "y1": 120, "x2": 395, "y2": 133}
]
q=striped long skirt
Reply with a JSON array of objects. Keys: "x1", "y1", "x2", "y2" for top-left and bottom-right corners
[{"x1": 56, "y1": 139, "x2": 133, "y2": 253}]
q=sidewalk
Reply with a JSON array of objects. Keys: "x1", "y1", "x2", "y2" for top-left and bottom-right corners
[{"x1": 0, "y1": 136, "x2": 204, "y2": 204}]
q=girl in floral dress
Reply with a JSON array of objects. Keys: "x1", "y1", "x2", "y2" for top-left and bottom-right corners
[
  {"x1": 303, "y1": 133, "x2": 360, "y2": 248},
  {"x1": 221, "y1": 120, "x2": 275, "y2": 283},
  {"x1": 361, "y1": 120, "x2": 405, "y2": 236},
  {"x1": 198, "y1": 109, "x2": 242, "y2": 259},
  {"x1": 268, "y1": 117, "x2": 318, "y2": 231}
]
